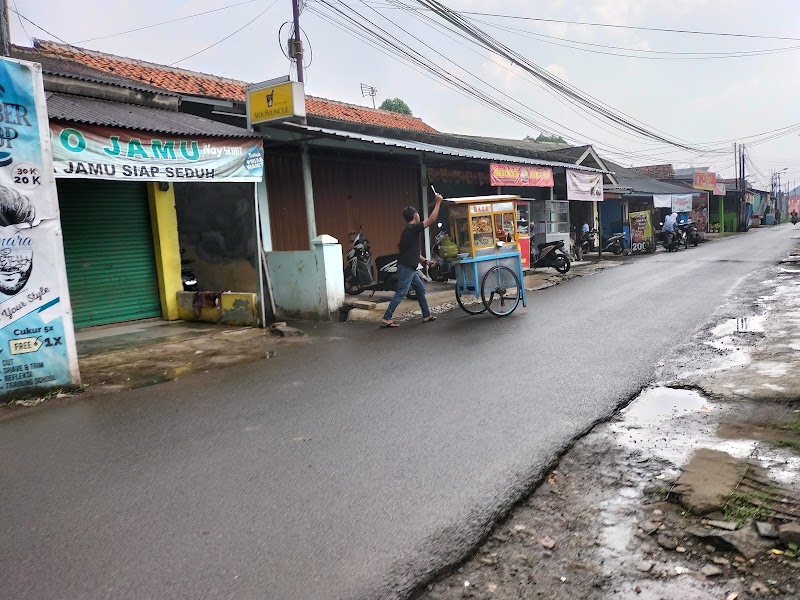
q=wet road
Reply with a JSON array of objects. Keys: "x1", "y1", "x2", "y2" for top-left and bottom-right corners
[{"x1": 1, "y1": 227, "x2": 797, "y2": 600}]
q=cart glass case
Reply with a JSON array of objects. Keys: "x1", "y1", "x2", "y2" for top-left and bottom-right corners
[{"x1": 449, "y1": 199, "x2": 518, "y2": 257}]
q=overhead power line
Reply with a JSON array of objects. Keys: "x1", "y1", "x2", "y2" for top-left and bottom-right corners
[
  {"x1": 76, "y1": 0, "x2": 262, "y2": 43},
  {"x1": 9, "y1": 8, "x2": 85, "y2": 52},
  {"x1": 169, "y1": 0, "x2": 280, "y2": 65},
  {"x1": 470, "y1": 17, "x2": 800, "y2": 60},
  {"x1": 350, "y1": 2, "x2": 800, "y2": 42}
]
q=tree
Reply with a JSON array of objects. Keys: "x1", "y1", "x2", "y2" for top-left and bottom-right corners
[
  {"x1": 379, "y1": 98, "x2": 413, "y2": 116},
  {"x1": 529, "y1": 133, "x2": 566, "y2": 143}
]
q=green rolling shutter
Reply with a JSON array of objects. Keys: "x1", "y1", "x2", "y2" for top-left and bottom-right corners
[{"x1": 57, "y1": 180, "x2": 162, "y2": 328}]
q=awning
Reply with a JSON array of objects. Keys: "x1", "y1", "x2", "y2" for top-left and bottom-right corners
[{"x1": 270, "y1": 122, "x2": 606, "y2": 173}]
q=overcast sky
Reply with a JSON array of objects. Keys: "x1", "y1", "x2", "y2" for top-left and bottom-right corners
[{"x1": 14, "y1": 0, "x2": 800, "y2": 188}]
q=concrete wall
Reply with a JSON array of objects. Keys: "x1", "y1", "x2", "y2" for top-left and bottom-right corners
[
  {"x1": 266, "y1": 236, "x2": 344, "y2": 321},
  {"x1": 176, "y1": 292, "x2": 259, "y2": 326},
  {"x1": 174, "y1": 182, "x2": 258, "y2": 293}
]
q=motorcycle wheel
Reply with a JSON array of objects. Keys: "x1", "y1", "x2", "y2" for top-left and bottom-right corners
[
  {"x1": 692, "y1": 237, "x2": 698, "y2": 247},
  {"x1": 344, "y1": 268, "x2": 364, "y2": 295},
  {"x1": 554, "y1": 254, "x2": 570, "y2": 274},
  {"x1": 429, "y1": 264, "x2": 449, "y2": 283},
  {"x1": 406, "y1": 287, "x2": 418, "y2": 300}
]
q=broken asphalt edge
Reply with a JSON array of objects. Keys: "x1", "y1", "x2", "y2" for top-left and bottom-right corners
[{"x1": 369, "y1": 384, "x2": 653, "y2": 600}]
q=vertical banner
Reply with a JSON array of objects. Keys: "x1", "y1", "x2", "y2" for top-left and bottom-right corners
[
  {"x1": 0, "y1": 58, "x2": 79, "y2": 396},
  {"x1": 693, "y1": 192, "x2": 709, "y2": 233},
  {"x1": 566, "y1": 169, "x2": 603, "y2": 202},
  {"x1": 628, "y1": 211, "x2": 653, "y2": 253}
]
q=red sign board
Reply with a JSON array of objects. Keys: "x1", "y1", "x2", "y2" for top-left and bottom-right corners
[
  {"x1": 490, "y1": 163, "x2": 553, "y2": 187},
  {"x1": 693, "y1": 171, "x2": 717, "y2": 191}
]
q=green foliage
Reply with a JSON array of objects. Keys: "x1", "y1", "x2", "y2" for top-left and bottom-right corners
[
  {"x1": 777, "y1": 439, "x2": 800, "y2": 453},
  {"x1": 379, "y1": 98, "x2": 413, "y2": 116},
  {"x1": 723, "y1": 491, "x2": 770, "y2": 526},
  {"x1": 527, "y1": 133, "x2": 567, "y2": 143}
]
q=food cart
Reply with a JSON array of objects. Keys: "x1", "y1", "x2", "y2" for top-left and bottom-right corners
[{"x1": 447, "y1": 195, "x2": 527, "y2": 316}]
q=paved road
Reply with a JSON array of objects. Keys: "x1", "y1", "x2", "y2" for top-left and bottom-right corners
[{"x1": 1, "y1": 227, "x2": 797, "y2": 600}]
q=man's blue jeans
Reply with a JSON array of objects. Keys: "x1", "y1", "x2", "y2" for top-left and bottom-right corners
[{"x1": 383, "y1": 264, "x2": 430, "y2": 320}]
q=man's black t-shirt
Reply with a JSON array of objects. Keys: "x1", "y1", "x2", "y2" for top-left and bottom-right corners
[{"x1": 398, "y1": 222, "x2": 424, "y2": 267}]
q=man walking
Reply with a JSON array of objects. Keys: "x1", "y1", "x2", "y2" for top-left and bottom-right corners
[{"x1": 381, "y1": 193, "x2": 443, "y2": 328}]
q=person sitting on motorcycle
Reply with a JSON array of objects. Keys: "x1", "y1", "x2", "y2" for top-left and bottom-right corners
[
  {"x1": 662, "y1": 212, "x2": 678, "y2": 246},
  {"x1": 791, "y1": 210, "x2": 798, "y2": 224}
]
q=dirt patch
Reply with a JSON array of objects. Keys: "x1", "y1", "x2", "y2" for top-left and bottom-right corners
[
  {"x1": 0, "y1": 327, "x2": 310, "y2": 419},
  {"x1": 415, "y1": 392, "x2": 800, "y2": 600}
]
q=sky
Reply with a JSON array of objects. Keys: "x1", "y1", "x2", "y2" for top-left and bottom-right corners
[{"x1": 13, "y1": 0, "x2": 800, "y2": 189}]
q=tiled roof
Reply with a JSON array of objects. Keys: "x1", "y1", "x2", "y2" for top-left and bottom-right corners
[
  {"x1": 47, "y1": 92, "x2": 260, "y2": 138},
  {"x1": 630, "y1": 164, "x2": 674, "y2": 180},
  {"x1": 12, "y1": 45, "x2": 178, "y2": 96},
  {"x1": 305, "y1": 98, "x2": 438, "y2": 133},
  {"x1": 33, "y1": 40, "x2": 439, "y2": 134}
]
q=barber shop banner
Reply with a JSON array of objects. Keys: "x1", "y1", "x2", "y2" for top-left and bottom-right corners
[
  {"x1": 50, "y1": 123, "x2": 264, "y2": 182},
  {"x1": 490, "y1": 163, "x2": 553, "y2": 187},
  {"x1": 0, "y1": 58, "x2": 80, "y2": 396},
  {"x1": 566, "y1": 169, "x2": 603, "y2": 202}
]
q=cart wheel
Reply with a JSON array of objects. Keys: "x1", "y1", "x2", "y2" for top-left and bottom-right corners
[
  {"x1": 554, "y1": 255, "x2": 570, "y2": 274},
  {"x1": 481, "y1": 266, "x2": 522, "y2": 317},
  {"x1": 455, "y1": 284, "x2": 486, "y2": 315}
]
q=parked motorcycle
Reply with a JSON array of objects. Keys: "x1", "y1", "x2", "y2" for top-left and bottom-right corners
[
  {"x1": 531, "y1": 240, "x2": 571, "y2": 273},
  {"x1": 343, "y1": 229, "x2": 419, "y2": 300},
  {"x1": 180, "y1": 249, "x2": 198, "y2": 292},
  {"x1": 676, "y1": 219, "x2": 700, "y2": 248},
  {"x1": 659, "y1": 223, "x2": 684, "y2": 252},
  {"x1": 578, "y1": 229, "x2": 625, "y2": 255},
  {"x1": 428, "y1": 223, "x2": 458, "y2": 283}
]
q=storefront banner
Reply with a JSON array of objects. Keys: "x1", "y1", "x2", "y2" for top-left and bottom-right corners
[
  {"x1": 714, "y1": 182, "x2": 726, "y2": 196},
  {"x1": 629, "y1": 211, "x2": 652, "y2": 253},
  {"x1": 50, "y1": 123, "x2": 264, "y2": 182},
  {"x1": 789, "y1": 195, "x2": 800, "y2": 214},
  {"x1": 693, "y1": 192, "x2": 709, "y2": 233},
  {"x1": 693, "y1": 171, "x2": 716, "y2": 191},
  {"x1": 671, "y1": 194, "x2": 693, "y2": 213},
  {"x1": 0, "y1": 58, "x2": 80, "y2": 396},
  {"x1": 653, "y1": 194, "x2": 672, "y2": 208},
  {"x1": 490, "y1": 163, "x2": 553, "y2": 187},
  {"x1": 566, "y1": 169, "x2": 603, "y2": 202}
]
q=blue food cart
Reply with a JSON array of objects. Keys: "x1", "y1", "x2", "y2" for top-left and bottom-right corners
[{"x1": 447, "y1": 195, "x2": 527, "y2": 316}]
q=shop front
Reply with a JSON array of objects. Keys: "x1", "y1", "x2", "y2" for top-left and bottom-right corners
[{"x1": 49, "y1": 117, "x2": 264, "y2": 329}]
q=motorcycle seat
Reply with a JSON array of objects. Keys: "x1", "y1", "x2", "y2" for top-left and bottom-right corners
[{"x1": 537, "y1": 240, "x2": 563, "y2": 250}]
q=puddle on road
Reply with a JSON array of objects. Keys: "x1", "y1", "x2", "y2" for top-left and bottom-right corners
[
  {"x1": 710, "y1": 315, "x2": 766, "y2": 336},
  {"x1": 609, "y1": 387, "x2": 756, "y2": 466}
]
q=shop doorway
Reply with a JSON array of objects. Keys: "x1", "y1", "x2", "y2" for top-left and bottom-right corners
[{"x1": 57, "y1": 180, "x2": 162, "y2": 329}]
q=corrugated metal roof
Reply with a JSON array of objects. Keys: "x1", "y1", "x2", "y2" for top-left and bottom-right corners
[
  {"x1": 46, "y1": 92, "x2": 260, "y2": 138},
  {"x1": 280, "y1": 123, "x2": 606, "y2": 172},
  {"x1": 605, "y1": 160, "x2": 701, "y2": 196}
]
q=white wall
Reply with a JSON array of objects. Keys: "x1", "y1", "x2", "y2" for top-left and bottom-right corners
[{"x1": 266, "y1": 236, "x2": 344, "y2": 321}]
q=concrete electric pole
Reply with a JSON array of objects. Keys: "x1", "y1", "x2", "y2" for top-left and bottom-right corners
[{"x1": 0, "y1": 0, "x2": 11, "y2": 57}]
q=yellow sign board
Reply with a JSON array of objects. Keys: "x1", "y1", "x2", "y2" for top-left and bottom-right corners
[{"x1": 246, "y1": 80, "x2": 306, "y2": 127}]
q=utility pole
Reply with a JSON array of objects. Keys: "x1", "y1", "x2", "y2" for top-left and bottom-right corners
[
  {"x1": 290, "y1": 0, "x2": 316, "y2": 243},
  {"x1": 291, "y1": 0, "x2": 304, "y2": 85},
  {"x1": 0, "y1": 0, "x2": 11, "y2": 57}
]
